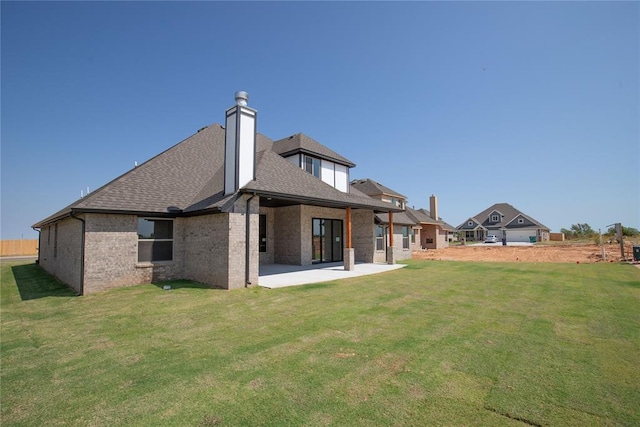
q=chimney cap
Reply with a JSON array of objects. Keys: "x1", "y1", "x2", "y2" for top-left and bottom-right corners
[{"x1": 235, "y1": 91, "x2": 249, "y2": 106}]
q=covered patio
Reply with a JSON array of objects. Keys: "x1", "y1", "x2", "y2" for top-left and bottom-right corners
[{"x1": 258, "y1": 262, "x2": 406, "y2": 289}]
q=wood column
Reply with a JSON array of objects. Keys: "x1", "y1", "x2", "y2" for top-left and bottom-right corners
[
  {"x1": 346, "y1": 207, "x2": 352, "y2": 248},
  {"x1": 388, "y1": 211, "x2": 394, "y2": 247}
]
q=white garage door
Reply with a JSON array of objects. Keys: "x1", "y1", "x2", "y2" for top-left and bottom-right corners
[{"x1": 506, "y1": 229, "x2": 537, "y2": 243}]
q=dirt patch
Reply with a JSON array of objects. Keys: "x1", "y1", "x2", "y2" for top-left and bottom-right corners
[{"x1": 413, "y1": 242, "x2": 638, "y2": 264}]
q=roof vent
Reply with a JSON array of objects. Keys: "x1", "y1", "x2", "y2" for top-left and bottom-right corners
[{"x1": 235, "y1": 91, "x2": 248, "y2": 106}]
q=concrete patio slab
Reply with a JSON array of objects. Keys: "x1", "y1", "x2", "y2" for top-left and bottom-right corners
[{"x1": 258, "y1": 262, "x2": 406, "y2": 289}]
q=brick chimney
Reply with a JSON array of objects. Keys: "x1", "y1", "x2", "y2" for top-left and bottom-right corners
[
  {"x1": 429, "y1": 194, "x2": 438, "y2": 221},
  {"x1": 224, "y1": 91, "x2": 257, "y2": 195}
]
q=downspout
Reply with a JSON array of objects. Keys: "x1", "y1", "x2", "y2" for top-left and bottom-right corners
[
  {"x1": 32, "y1": 227, "x2": 41, "y2": 265},
  {"x1": 245, "y1": 193, "x2": 257, "y2": 287},
  {"x1": 70, "y1": 212, "x2": 85, "y2": 296}
]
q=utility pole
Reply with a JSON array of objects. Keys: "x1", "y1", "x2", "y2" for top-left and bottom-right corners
[
  {"x1": 607, "y1": 223, "x2": 625, "y2": 260},
  {"x1": 617, "y1": 223, "x2": 625, "y2": 260},
  {"x1": 599, "y1": 229, "x2": 606, "y2": 261}
]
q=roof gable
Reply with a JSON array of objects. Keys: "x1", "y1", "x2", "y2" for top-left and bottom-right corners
[
  {"x1": 350, "y1": 178, "x2": 407, "y2": 199},
  {"x1": 463, "y1": 203, "x2": 549, "y2": 230},
  {"x1": 272, "y1": 133, "x2": 355, "y2": 167}
]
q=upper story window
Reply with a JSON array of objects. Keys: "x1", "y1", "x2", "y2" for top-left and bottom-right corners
[
  {"x1": 468, "y1": 221, "x2": 474, "y2": 227},
  {"x1": 390, "y1": 197, "x2": 405, "y2": 209},
  {"x1": 518, "y1": 218, "x2": 525, "y2": 224},
  {"x1": 491, "y1": 215, "x2": 500, "y2": 222},
  {"x1": 303, "y1": 155, "x2": 321, "y2": 179},
  {"x1": 137, "y1": 218, "x2": 173, "y2": 263}
]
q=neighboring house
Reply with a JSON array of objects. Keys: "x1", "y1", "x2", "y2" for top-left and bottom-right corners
[
  {"x1": 350, "y1": 179, "x2": 420, "y2": 262},
  {"x1": 33, "y1": 92, "x2": 403, "y2": 294},
  {"x1": 405, "y1": 195, "x2": 455, "y2": 249},
  {"x1": 456, "y1": 203, "x2": 550, "y2": 243}
]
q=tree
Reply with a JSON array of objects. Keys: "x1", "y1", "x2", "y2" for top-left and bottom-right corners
[
  {"x1": 561, "y1": 223, "x2": 595, "y2": 239},
  {"x1": 606, "y1": 225, "x2": 639, "y2": 237},
  {"x1": 570, "y1": 223, "x2": 595, "y2": 236}
]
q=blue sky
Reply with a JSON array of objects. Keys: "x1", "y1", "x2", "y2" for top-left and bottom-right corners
[{"x1": 1, "y1": 1, "x2": 638, "y2": 240}]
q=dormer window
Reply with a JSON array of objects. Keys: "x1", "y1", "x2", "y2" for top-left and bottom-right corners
[
  {"x1": 390, "y1": 197, "x2": 404, "y2": 209},
  {"x1": 491, "y1": 215, "x2": 500, "y2": 222},
  {"x1": 303, "y1": 155, "x2": 321, "y2": 179}
]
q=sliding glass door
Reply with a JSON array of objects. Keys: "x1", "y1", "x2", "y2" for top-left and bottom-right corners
[{"x1": 312, "y1": 218, "x2": 343, "y2": 263}]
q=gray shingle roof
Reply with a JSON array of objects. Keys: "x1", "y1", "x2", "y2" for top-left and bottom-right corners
[
  {"x1": 272, "y1": 133, "x2": 355, "y2": 167},
  {"x1": 34, "y1": 125, "x2": 397, "y2": 227},
  {"x1": 456, "y1": 203, "x2": 549, "y2": 230},
  {"x1": 405, "y1": 207, "x2": 455, "y2": 231},
  {"x1": 375, "y1": 212, "x2": 418, "y2": 226},
  {"x1": 350, "y1": 178, "x2": 407, "y2": 199}
]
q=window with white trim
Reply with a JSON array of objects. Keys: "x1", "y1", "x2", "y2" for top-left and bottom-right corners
[
  {"x1": 375, "y1": 225, "x2": 384, "y2": 251},
  {"x1": 491, "y1": 215, "x2": 500, "y2": 222},
  {"x1": 137, "y1": 218, "x2": 173, "y2": 262},
  {"x1": 468, "y1": 221, "x2": 473, "y2": 227},
  {"x1": 402, "y1": 226, "x2": 410, "y2": 249},
  {"x1": 518, "y1": 218, "x2": 524, "y2": 224}
]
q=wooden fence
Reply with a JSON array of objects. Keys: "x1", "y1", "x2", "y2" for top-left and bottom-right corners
[
  {"x1": 549, "y1": 233, "x2": 565, "y2": 242},
  {"x1": 1, "y1": 240, "x2": 38, "y2": 257}
]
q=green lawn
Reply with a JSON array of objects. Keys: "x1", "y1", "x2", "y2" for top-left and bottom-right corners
[{"x1": 2, "y1": 260, "x2": 639, "y2": 426}]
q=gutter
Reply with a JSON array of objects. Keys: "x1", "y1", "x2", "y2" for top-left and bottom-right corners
[
  {"x1": 69, "y1": 212, "x2": 85, "y2": 296},
  {"x1": 245, "y1": 193, "x2": 257, "y2": 287}
]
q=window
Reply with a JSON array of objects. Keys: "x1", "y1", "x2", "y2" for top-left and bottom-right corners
[
  {"x1": 468, "y1": 221, "x2": 473, "y2": 227},
  {"x1": 411, "y1": 228, "x2": 416, "y2": 243},
  {"x1": 303, "y1": 155, "x2": 321, "y2": 178},
  {"x1": 518, "y1": 218, "x2": 524, "y2": 224},
  {"x1": 259, "y1": 214, "x2": 267, "y2": 253},
  {"x1": 375, "y1": 225, "x2": 385, "y2": 251},
  {"x1": 491, "y1": 215, "x2": 500, "y2": 222},
  {"x1": 402, "y1": 226, "x2": 410, "y2": 249},
  {"x1": 137, "y1": 218, "x2": 173, "y2": 262}
]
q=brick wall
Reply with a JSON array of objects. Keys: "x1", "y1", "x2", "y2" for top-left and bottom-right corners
[
  {"x1": 83, "y1": 214, "x2": 184, "y2": 294},
  {"x1": 352, "y1": 209, "x2": 375, "y2": 263},
  {"x1": 39, "y1": 217, "x2": 83, "y2": 294},
  {"x1": 183, "y1": 214, "x2": 229, "y2": 288},
  {"x1": 273, "y1": 205, "x2": 303, "y2": 265}
]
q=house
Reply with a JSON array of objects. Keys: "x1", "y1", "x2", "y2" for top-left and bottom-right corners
[
  {"x1": 456, "y1": 203, "x2": 550, "y2": 243},
  {"x1": 349, "y1": 179, "x2": 420, "y2": 262},
  {"x1": 349, "y1": 180, "x2": 454, "y2": 253},
  {"x1": 33, "y1": 92, "x2": 403, "y2": 294},
  {"x1": 405, "y1": 195, "x2": 456, "y2": 249}
]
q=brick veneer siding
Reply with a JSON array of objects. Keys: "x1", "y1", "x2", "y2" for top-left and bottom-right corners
[
  {"x1": 421, "y1": 224, "x2": 450, "y2": 249},
  {"x1": 273, "y1": 205, "x2": 303, "y2": 265},
  {"x1": 270, "y1": 205, "x2": 377, "y2": 266},
  {"x1": 183, "y1": 194, "x2": 259, "y2": 290},
  {"x1": 38, "y1": 217, "x2": 83, "y2": 294},
  {"x1": 83, "y1": 213, "x2": 184, "y2": 294},
  {"x1": 182, "y1": 214, "x2": 229, "y2": 288},
  {"x1": 352, "y1": 209, "x2": 375, "y2": 263},
  {"x1": 373, "y1": 223, "x2": 414, "y2": 263}
]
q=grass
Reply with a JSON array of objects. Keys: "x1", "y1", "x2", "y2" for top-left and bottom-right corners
[{"x1": 1, "y1": 259, "x2": 639, "y2": 426}]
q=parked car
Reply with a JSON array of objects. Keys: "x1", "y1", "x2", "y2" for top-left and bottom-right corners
[{"x1": 485, "y1": 235, "x2": 499, "y2": 243}]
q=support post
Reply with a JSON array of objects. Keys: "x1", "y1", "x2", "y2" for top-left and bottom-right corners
[
  {"x1": 346, "y1": 207, "x2": 352, "y2": 249},
  {"x1": 344, "y1": 207, "x2": 354, "y2": 271},
  {"x1": 387, "y1": 211, "x2": 395, "y2": 264}
]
